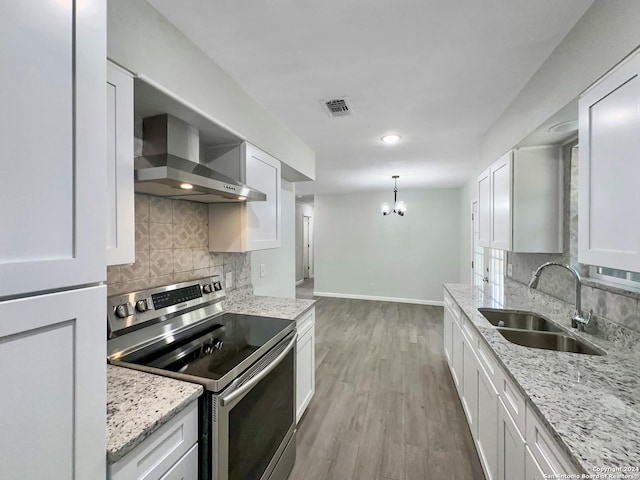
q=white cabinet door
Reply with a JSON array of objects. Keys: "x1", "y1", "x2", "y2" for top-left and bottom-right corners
[
  {"x1": 450, "y1": 314, "x2": 463, "y2": 393},
  {"x1": 443, "y1": 306, "x2": 453, "y2": 364},
  {"x1": 579, "y1": 50, "x2": 640, "y2": 271},
  {"x1": 478, "y1": 166, "x2": 491, "y2": 248},
  {"x1": 0, "y1": 286, "x2": 106, "y2": 480},
  {"x1": 208, "y1": 143, "x2": 281, "y2": 252},
  {"x1": 0, "y1": 0, "x2": 106, "y2": 297},
  {"x1": 497, "y1": 397, "x2": 526, "y2": 480},
  {"x1": 525, "y1": 447, "x2": 546, "y2": 480},
  {"x1": 296, "y1": 323, "x2": 315, "y2": 423},
  {"x1": 107, "y1": 62, "x2": 135, "y2": 266},
  {"x1": 490, "y1": 152, "x2": 512, "y2": 251},
  {"x1": 476, "y1": 363, "x2": 499, "y2": 480},
  {"x1": 480, "y1": 147, "x2": 561, "y2": 253},
  {"x1": 245, "y1": 144, "x2": 281, "y2": 250},
  {"x1": 461, "y1": 325, "x2": 479, "y2": 439}
]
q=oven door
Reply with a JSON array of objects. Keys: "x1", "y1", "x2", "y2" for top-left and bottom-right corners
[{"x1": 211, "y1": 332, "x2": 296, "y2": 480}]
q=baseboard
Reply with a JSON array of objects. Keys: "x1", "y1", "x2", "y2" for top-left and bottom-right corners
[
  {"x1": 312, "y1": 291, "x2": 444, "y2": 306},
  {"x1": 295, "y1": 279, "x2": 304, "y2": 286}
]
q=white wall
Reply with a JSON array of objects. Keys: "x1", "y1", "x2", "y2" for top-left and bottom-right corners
[
  {"x1": 251, "y1": 180, "x2": 296, "y2": 298},
  {"x1": 107, "y1": 0, "x2": 314, "y2": 181},
  {"x1": 314, "y1": 189, "x2": 461, "y2": 305},
  {"x1": 479, "y1": 1, "x2": 640, "y2": 170},
  {"x1": 295, "y1": 202, "x2": 314, "y2": 282}
]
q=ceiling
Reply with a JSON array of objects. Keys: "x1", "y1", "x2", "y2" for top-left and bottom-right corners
[{"x1": 146, "y1": 0, "x2": 594, "y2": 196}]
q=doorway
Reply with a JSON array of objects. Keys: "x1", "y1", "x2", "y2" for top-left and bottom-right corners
[{"x1": 303, "y1": 216, "x2": 311, "y2": 279}]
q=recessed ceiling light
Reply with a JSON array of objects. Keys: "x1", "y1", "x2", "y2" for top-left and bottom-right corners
[
  {"x1": 180, "y1": 183, "x2": 193, "y2": 190},
  {"x1": 548, "y1": 120, "x2": 578, "y2": 134},
  {"x1": 381, "y1": 134, "x2": 401, "y2": 144}
]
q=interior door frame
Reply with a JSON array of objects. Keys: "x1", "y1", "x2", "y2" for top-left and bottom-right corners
[{"x1": 302, "y1": 216, "x2": 310, "y2": 279}]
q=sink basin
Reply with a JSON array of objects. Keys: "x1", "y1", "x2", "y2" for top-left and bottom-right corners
[
  {"x1": 496, "y1": 329, "x2": 604, "y2": 356},
  {"x1": 478, "y1": 309, "x2": 563, "y2": 333}
]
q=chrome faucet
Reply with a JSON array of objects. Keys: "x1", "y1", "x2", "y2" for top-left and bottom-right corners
[{"x1": 528, "y1": 262, "x2": 592, "y2": 331}]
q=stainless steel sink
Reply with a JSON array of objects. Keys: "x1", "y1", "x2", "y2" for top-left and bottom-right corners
[
  {"x1": 495, "y1": 329, "x2": 604, "y2": 356},
  {"x1": 478, "y1": 308, "x2": 563, "y2": 332}
]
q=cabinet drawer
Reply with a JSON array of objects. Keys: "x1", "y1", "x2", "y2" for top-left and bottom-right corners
[
  {"x1": 461, "y1": 315, "x2": 477, "y2": 345},
  {"x1": 496, "y1": 368, "x2": 526, "y2": 435},
  {"x1": 476, "y1": 337, "x2": 498, "y2": 389},
  {"x1": 158, "y1": 444, "x2": 198, "y2": 480},
  {"x1": 444, "y1": 292, "x2": 461, "y2": 325},
  {"x1": 109, "y1": 402, "x2": 198, "y2": 480},
  {"x1": 297, "y1": 308, "x2": 315, "y2": 334},
  {"x1": 525, "y1": 405, "x2": 579, "y2": 476}
]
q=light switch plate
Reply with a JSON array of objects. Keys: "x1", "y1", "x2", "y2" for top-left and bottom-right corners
[
  {"x1": 226, "y1": 272, "x2": 233, "y2": 288},
  {"x1": 260, "y1": 263, "x2": 266, "y2": 278},
  {"x1": 507, "y1": 263, "x2": 513, "y2": 277}
]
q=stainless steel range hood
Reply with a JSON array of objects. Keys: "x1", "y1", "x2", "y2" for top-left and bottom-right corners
[{"x1": 134, "y1": 114, "x2": 266, "y2": 203}]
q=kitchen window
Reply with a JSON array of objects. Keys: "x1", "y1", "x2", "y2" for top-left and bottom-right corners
[{"x1": 590, "y1": 266, "x2": 640, "y2": 288}]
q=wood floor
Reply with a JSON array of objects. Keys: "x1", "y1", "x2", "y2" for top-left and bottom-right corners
[{"x1": 289, "y1": 297, "x2": 485, "y2": 480}]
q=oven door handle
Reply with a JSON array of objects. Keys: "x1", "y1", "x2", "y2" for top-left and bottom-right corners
[{"x1": 220, "y1": 333, "x2": 297, "y2": 407}]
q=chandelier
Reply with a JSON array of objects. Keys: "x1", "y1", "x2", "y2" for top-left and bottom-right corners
[{"x1": 380, "y1": 175, "x2": 407, "y2": 216}]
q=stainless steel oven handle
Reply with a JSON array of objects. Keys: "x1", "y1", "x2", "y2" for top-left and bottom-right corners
[{"x1": 220, "y1": 333, "x2": 297, "y2": 407}]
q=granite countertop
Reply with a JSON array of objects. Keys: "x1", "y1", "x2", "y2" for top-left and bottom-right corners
[
  {"x1": 224, "y1": 295, "x2": 315, "y2": 320},
  {"x1": 444, "y1": 280, "x2": 640, "y2": 478},
  {"x1": 106, "y1": 365, "x2": 203, "y2": 464}
]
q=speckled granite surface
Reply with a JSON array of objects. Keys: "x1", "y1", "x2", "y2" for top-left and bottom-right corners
[
  {"x1": 224, "y1": 295, "x2": 315, "y2": 320},
  {"x1": 444, "y1": 281, "x2": 640, "y2": 478},
  {"x1": 106, "y1": 365, "x2": 203, "y2": 464}
]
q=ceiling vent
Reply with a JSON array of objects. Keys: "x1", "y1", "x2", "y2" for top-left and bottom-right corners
[{"x1": 320, "y1": 97, "x2": 353, "y2": 117}]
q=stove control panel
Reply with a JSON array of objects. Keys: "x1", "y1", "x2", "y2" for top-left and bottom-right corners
[{"x1": 107, "y1": 275, "x2": 225, "y2": 336}]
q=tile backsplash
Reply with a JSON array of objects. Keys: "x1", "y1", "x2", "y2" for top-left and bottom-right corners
[
  {"x1": 106, "y1": 193, "x2": 251, "y2": 296},
  {"x1": 507, "y1": 144, "x2": 640, "y2": 348}
]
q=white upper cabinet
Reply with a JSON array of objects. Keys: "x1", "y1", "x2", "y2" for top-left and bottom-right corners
[
  {"x1": 477, "y1": 146, "x2": 563, "y2": 253},
  {"x1": 491, "y1": 152, "x2": 513, "y2": 251},
  {"x1": 478, "y1": 167, "x2": 492, "y2": 248},
  {"x1": 579, "y1": 49, "x2": 640, "y2": 272},
  {"x1": 207, "y1": 143, "x2": 281, "y2": 252},
  {"x1": 107, "y1": 62, "x2": 135, "y2": 266},
  {"x1": 0, "y1": 0, "x2": 106, "y2": 297}
]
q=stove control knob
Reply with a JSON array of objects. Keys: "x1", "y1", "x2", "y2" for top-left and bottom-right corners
[
  {"x1": 212, "y1": 338, "x2": 224, "y2": 350},
  {"x1": 135, "y1": 299, "x2": 149, "y2": 312},
  {"x1": 202, "y1": 283, "x2": 213, "y2": 294},
  {"x1": 213, "y1": 281, "x2": 222, "y2": 291},
  {"x1": 115, "y1": 303, "x2": 133, "y2": 318}
]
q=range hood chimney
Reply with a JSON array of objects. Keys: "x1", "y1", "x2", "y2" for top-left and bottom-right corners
[{"x1": 134, "y1": 114, "x2": 266, "y2": 203}]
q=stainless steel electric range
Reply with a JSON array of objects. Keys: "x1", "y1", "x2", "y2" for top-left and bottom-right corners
[{"x1": 107, "y1": 276, "x2": 297, "y2": 480}]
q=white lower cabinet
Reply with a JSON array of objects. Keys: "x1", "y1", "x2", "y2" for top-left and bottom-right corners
[
  {"x1": 497, "y1": 397, "x2": 526, "y2": 480},
  {"x1": 525, "y1": 447, "x2": 546, "y2": 480},
  {"x1": 159, "y1": 444, "x2": 198, "y2": 480},
  {"x1": 461, "y1": 327, "x2": 479, "y2": 439},
  {"x1": 443, "y1": 289, "x2": 579, "y2": 480},
  {"x1": 476, "y1": 364, "x2": 499, "y2": 480},
  {"x1": 450, "y1": 316, "x2": 463, "y2": 392},
  {"x1": 0, "y1": 286, "x2": 106, "y2": 480},
  {"x1": 443, "y1": 305, "x2": 453, "y2": 363},
  {"x1": 108, "y1": 402, "x2": 198, "y2": 480},
  {"x1": 525, "y1": 404, "x2": 580, "y2": 477},
  {"x1": 296, "y1": 307, "x2": 316, "y2": 423}
]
